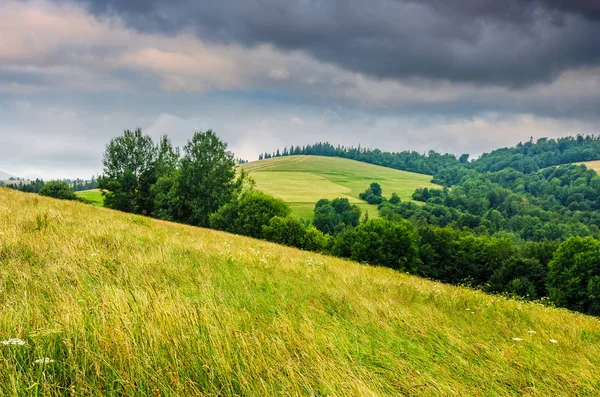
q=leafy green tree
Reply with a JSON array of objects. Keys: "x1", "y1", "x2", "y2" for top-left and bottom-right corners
[
  {"x1": 210, "y1": 190, "x2": 290, "y2": 238},
  {"x1": 262, "y1": 216, "x2": 306, "y2": 248},
  {"x1": 332, "y1": 219, "x2": 419, "y2": 272},
  {"x1": 177, "y1": 130, "x2": 241, "y2": 227},
  {"x1": 359, "y1": 182, "x2": 384, "y2": 204},
  {"x1": 313, "y1": 198, "x2": 361, "y2": 234},
  {"x1": 548, "y1": 237, "x2": 600, "y2": 315},
  {"x1": 98, "y1": 129, "x2": 157, "y2": 214},
  {"x1": 39, "y1": 181, "x2": 77, "y2": 200}
]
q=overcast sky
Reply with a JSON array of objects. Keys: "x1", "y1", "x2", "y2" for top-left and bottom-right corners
[{"x1": 1, "y1": 0, "x2": 600, "y2": 179}]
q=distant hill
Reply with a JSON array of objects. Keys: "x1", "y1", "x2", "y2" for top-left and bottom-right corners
[
  {"x1": 0, "y1": 169, "x2": 14, "y2": 180},
  {"x1": 576, "y1": 160, "x2": 600, "y2": 173},
  {"x1": 242, "y1": 155, "x2": 439, "y2": 219}
]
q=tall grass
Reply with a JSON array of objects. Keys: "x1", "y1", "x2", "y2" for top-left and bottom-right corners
[{"x1": 0, "y1": 187, "x2": 599, "y2": 396}]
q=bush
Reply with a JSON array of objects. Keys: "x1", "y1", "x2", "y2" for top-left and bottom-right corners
[
  {"x1": 39, "y1": 181, "x2": 77, "y2": 200},
  {"x1": 262, "y1": 216, "x2": 306, "y2": 249},
  {"x1": 210, "y1": 190, "x2": 290, "y2": 238}
]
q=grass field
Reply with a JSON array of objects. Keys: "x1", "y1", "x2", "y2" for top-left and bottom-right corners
[
  {"x1": 575, "y1": 160, "x2": 600, "y2": 172},
  {"x1": 242, "y1": 156, "x2": 439, "y2": 219},
  {"x1": 1, "y1": 187, "x2": 599, "y2": 396},
  {"x1": 75, "y1": 189, "x2": 104, "y2": 207}
]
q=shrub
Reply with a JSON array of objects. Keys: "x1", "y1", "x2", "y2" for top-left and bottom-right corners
[{"x1": 39, "y1": 181, "x2": 77, "y2": 200}]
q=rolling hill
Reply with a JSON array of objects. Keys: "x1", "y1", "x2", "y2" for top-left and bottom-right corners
[
  {"x1": 0, "y1": 169, "x2": 14, "y2": 180},
  {"x1": 576, "y1": 160, "x2": 600, "y2": 172},
  {"x1": 75, "y1": 189, "x2": 104, "y2": 207},
  {"x1": 1, "y1": 187, "x2": 599, "y2": 395},
  {"x1": 242, "y1": 156, "x2": 439, "y2": 218}
]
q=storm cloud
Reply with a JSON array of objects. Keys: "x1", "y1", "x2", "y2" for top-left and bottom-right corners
[
  {"x1": 75, "y1": 0, "x2": 600, "y2": 86},
  {"x1": 1, "y1": 0, "x2": 600, "y2": 178}
]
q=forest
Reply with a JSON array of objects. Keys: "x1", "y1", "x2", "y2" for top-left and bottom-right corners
[{"x1": 9, "y1": 130, "x2": 600, "y2": 316}]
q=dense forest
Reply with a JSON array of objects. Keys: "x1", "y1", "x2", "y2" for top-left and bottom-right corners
[{"x1": 9, "y1": 130, "x2": 600, "y2": 316}]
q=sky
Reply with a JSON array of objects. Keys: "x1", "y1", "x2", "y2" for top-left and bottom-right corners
[{"x1": 1, "y1": 0, "x2": 600, "y2": 179}]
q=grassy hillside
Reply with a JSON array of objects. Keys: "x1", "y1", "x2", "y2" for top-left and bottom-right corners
[
  {"x1": 576, "y1": 160, "x2": 600, "y2": 172},
  {"x1": 1, "y1": 188, "x2": 599, "y2": 396},
  {"x1": 242, "y1": 156, "x2": 439, "y2": 219},
  {"x1": 75, "y1": 189, "x2": 104, "y2": 207}
]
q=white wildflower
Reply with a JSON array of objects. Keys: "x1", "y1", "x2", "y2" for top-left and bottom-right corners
[
  {"x1": 91, "y1": 253, "x2": 97, "y2": 257},
  {"x1": 1, "y1": 338, "x2": 26, "y2": 346},
  {"x1": 34, "y1": 358, "x2": 55, "y2": 364},
  {"x1": 512, "y1": 337, "x2": 523, "y2": 341},
  {"x1": 527, "y1": 330, "x2": 537, "y2": 334},
  {"x1": 549, "y1": 339, "x2": 558, "y2": 344}
]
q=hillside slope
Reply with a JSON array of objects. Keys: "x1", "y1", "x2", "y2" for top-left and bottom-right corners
[
  {"x1": 576, "y1": 160, "x2": 600, "y2": 173},
  {"x1": 0, "y1": 169, "x2": 14, "y2": 180},
  {"x1": 242, "y1": 156, "x2": 439, "y2": 218},
  {"x1": 0, "y1": 188, "x2": 599, "y2": 396}
]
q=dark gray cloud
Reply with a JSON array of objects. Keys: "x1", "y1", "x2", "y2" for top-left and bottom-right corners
[{"x1": 73, "y1": 0, "x2": 600, "y2": 87}]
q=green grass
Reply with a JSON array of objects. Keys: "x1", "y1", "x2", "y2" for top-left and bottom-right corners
[
  {"x1": 242, "y1": 156, "x2": 439, "y2": 219},
  {"x1": 1, "y1": 187, "x2": 599, "y2": 396},
  {"x1": 75, "y1": 189, "x2": 104, "y2": 207}
]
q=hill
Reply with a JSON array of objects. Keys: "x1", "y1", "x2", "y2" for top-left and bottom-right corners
[
  {"x1": 0, "y1": 169, "x2": 14, "y2": 180},
  {"x1": 242, "y1": 156, "x2": 439, "y2": 218},
  {"x1": 1, "y1": 187, "x2": 599, "y2": 395},
  {"x1": 75, "y1": 189, "x2": 104, "y2": 207},
  {"x1": 576, "y1": 160, "x2": 600, "y2": 173}
]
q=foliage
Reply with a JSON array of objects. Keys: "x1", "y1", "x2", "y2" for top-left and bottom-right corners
[
  {"x1": 38, "y1": 181, "x2": 77, "y2": 201},
  {"x1": 548, "y1": 237, "x2": 600, "y2": 315},
  {"x1": 359, "y1": 182, "x2": 384, "y2": 204},
  {"x1": 313, "y1": 198, "x2": 361, "y2": 234},
  {"x1": 332, "y1": 218, "x2": 419, "y2": 272},
  {"x1": 98, "y1": 129, "x2": 158, "y2": 214},
  {"x1": 176, "y1": 130, "x2": 241, "y2": 227},
  {"x1": 210, "y1": 190, "x2": 291, "y2": 238}
]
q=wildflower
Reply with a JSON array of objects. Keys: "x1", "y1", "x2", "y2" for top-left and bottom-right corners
[
  {"x1": 549, "y1": 339, "x2": 558, "y2": 344},
  {"x1": 527, "y1": 330, "x2": 537, "y2": 334},
  {"x1": 512, "y1": 337, "x2": 523, "y2": 341},
  {"x1": 34, "y1": 358, "x2": 55, "y2": 364},
  {"x1": 91, "y1": 253, "x2": 97, "y2": 257},
  {"x1": 1, "y1": 338, "x2": 26, "y2": 345}
]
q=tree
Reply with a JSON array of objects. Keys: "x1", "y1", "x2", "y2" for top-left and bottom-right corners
[
  {"x1": 332, "y1": 218, "x2": 419, "y2": 272},
  {"x1": 313, "y1": 198, "x2": 361, "y2": 234},
  {"x1": 98, "y1": 129, "x2": 157, "y2": 214},
  {"x1": 359, "y1": 182, "x2": 384, "y2": 204},
  {"x1": 548, "y1": 237, "x2": 600, "y2": 315},
  {"x1": 177, "y1": 130, "x2": 242, "y2": 227},
  {"x1": 210, "y1": 190, "x2": 290, "y2": 238},
  {"x1": 39, "y1": 181, "x2": 77, "y2": 200},
  {"x1": 262, "y1": 216, "x2": 306, "y2": 248}
]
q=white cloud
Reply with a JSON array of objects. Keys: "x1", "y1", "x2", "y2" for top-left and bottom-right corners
[{"x1": 268, "y1": 68, "x2": 290, "y2": 80}]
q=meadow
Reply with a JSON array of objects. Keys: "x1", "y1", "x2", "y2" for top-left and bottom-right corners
[
  {"x1": 575, "y1": 160, "x2": 600, "y2": 172},
  {"x1": 1, "y1": 187, "x2": 599, "y2": 396},
  {"x1": 242, "y1": 156, "x2": 438, "y2": 219},
  {"x1": 75, "y1": 189, "x2": 104, "y2": 207}
]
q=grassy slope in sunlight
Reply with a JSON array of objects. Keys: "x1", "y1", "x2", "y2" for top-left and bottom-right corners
[
  {"x1": 0, "y1": 188, "x2": 599, "y2": 396},
  {"x1": 242, "y1": 155, "x2": 438, "y2": 219}
]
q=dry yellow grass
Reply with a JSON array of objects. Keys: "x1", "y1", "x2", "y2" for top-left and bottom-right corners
[{"x1": 0, "y1": 187, "x2": 599, "y2": 396}]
